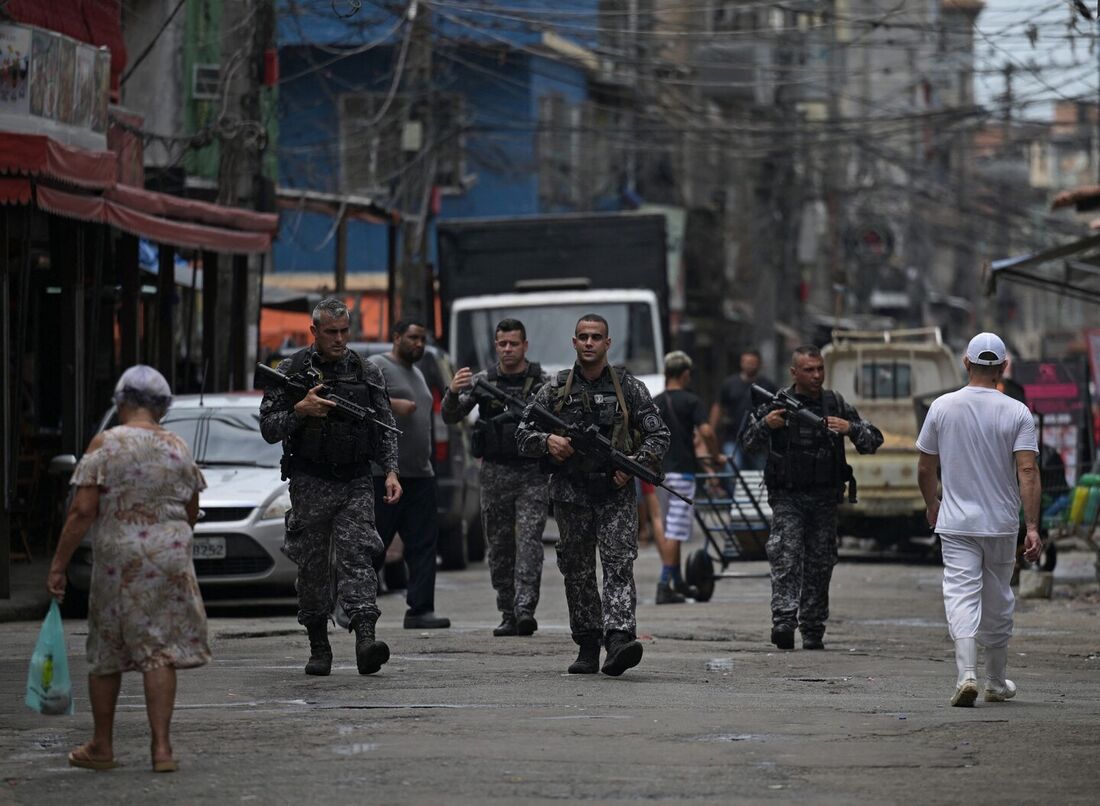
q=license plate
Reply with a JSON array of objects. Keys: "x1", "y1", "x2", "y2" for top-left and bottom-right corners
[{"x1": 192, "y1": 536, "x2": 227, "y2": 560}]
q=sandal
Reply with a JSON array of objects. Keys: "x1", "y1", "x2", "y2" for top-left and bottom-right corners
[{"x1": 68, "y1": 746, "x2": 118, "y2": 771}]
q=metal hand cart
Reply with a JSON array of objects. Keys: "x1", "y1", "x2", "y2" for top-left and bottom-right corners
[{"x1": 683, "y1": 458, "x2": 772, "y2": 601}]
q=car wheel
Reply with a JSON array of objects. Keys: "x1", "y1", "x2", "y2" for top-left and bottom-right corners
[
  {"x1": 465, "y1": 511, "x2": 485, "y2": 563},
  {"x1": 438, "y1": 523, "x2": 467, "y2": 570},
  {"x1": 383, "y1": 560, "x2": 408, "y2": 592},
  {"x1": 684, "y1": 548, "x2": 716, "y2": 602},
  {"x1": 59, "y1": 582, "x2": 88, "y2": 619}
]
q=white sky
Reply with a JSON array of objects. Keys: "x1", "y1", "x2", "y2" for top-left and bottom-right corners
[{"x1": 974, "y1": 0, "x2": 1099, "y2": 121}]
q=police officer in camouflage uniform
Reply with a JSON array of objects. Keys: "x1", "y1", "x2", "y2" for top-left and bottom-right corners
[
  {"x1": 442, "y1": 318, "x2": 550, "y2": 637},
  {"x1": 741, "y1": 345, "x2": 882, "y2": 651},
  {"x1": 517, "y1": 314, "x2": 670, "y2": 676},
  {"x1": 260, "y1": 298, "x2": 401, "y2": 676}
]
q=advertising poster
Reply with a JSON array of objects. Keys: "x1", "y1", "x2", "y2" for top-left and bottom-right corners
[
  {"x1": 56, "y1": 36, "x2": 76, "y2": 124},
  {"x1": 91, "y1": 49, "x2": 110, "y2": 132},
  {"x1": 72, "y1": 46, "x2": 96, "y2": 128},
  {"x1": 0, "y1": 24, "x2": 31, "y2": 114},
  {"x1": 1013, "y1": 359, "x2": 1092, "y2": 484},
  {"x1": 29, "y1": 29, "x2": 57, "y2": 119}
]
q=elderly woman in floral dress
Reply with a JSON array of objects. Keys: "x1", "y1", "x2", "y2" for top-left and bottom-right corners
[{"x1": 48, "y1": 365, "x2": 211, "y2": 773}]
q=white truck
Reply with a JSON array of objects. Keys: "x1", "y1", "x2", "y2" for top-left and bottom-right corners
[{"x1": 822, "y1": 327, "x2": 963, "y2": 547}]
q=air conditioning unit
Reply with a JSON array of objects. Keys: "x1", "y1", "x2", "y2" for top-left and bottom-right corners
[
  {"x1": 192, "y1": 64, "x2": 221, "y2": 101},
  {"x1": 692, "y1": 43, "x2": 774, "y2": 106}
]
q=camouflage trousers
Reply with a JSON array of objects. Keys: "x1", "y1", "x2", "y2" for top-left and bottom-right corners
[
  {"x1": 765, "y1": 490, "x2": 839, "y2": 639},
  {"x1": 554, "y1": 486, "x2": 639, "y2": 645},
  {"x1": 481, "y1": 460, "x2": 548, "y2": 617},
  {"x1": 284, "y1": 472, "x2": 385, "y2": 628}
]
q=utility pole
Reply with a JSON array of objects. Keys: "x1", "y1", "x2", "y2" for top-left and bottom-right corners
[
  {"x1": 394, "y1": 0, "x2": 434, "y2": 327},
  {"x1": 216, "y1": 0, "x2": 275, "y2": 389}
]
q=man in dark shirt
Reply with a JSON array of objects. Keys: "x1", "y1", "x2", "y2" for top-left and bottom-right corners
[
  {"x1": 654, "y1": 351, "x2": 722, "y2": 603},
  {"x1": 710, "y1": 349, "x2": 776, "y2": 470}
]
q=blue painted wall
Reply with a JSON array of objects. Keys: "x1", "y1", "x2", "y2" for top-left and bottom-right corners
[{"x1": 274, "y1": 1, "x2": 600, "y2": 278}]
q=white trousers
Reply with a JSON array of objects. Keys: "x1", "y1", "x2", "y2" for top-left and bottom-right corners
[{"x1": 940, "y1": 534, "x2": 1016, "y2": 649}]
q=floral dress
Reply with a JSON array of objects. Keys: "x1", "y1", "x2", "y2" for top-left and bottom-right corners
[{"x1": 71, "y1": 425, "x2": 212, "y2": 675}]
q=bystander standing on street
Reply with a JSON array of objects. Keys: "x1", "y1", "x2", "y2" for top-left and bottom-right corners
[
  {"x1": 916, "y1": 332, "x2": 1041, "y2": 707},
  {"x1": 369, "y1": 320, "x2": 452, "y2": 630},
  {"x1": 711, "y1": 350, "x2": 776, "y2": 470},
  {"x1": 653, "y1": 351, "x2": 722, "y2": 604}
]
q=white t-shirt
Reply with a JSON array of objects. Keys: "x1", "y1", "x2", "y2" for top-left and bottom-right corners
[{"x1": 915, "y1": 386, "x2": 1038, "y2": 537}]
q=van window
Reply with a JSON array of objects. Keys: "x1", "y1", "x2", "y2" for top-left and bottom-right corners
[
  {"x1": 857, "y1": 361, "x2": 911, "y2": 399},
  {"x1": 454, "y1": 301, "x2": 659, "y2": 375}
]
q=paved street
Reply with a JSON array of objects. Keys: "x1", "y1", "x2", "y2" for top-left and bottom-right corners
[{"x1": 1, "y1": 546, "x2": 1098, "y2": 805}]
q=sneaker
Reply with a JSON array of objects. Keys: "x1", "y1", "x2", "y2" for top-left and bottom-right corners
[
  {"x1": 515, "y1": 613, "x2": 538, "y2": 636},
  {"x1": 493, "y1": 614, "x2": 517, "y2": 637},
  {"x1": 656, "y1": 582, "x2": 687, "y2": 605},
  {"x1": 770, "y1": 628, "x2": 795, "y2": 650},
  {"x1": 403, "y1": 612, "x2": 451, "y2": 629},
  {"x1": 983, "y1": 679, "x2": 1017, "y2": 702},
  {"x1": 951, "y1": 678, "x2": 979, "y2": 707}
]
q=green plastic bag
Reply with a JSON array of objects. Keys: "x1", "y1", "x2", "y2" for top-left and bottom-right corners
[{"x1": 25, "y1": 600, "x2": 74, "y2": 716}]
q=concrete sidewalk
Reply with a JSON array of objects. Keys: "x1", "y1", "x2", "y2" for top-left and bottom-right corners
[{"x1": 0, "y1": 559, "x2": 53, "y2": 623}]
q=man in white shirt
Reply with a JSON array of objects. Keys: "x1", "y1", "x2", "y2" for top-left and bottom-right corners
[{"x1": 916, "y1": 332, "x2": 1042, "y2": 707}]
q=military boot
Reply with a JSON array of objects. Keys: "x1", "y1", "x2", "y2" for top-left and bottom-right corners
[
  {"x1": 515, "y1": 613, "x2": 538, "y2": 636},
  {"x1": 601, "y1": 631, "x2": 643, "y2": 677},
  {"x1": 304, "y1": 621, "x2": 332, "y2": 676},
  {"x1": 567, "y1": 638, "x2": 601, "y2": 674},
  {"x1": 493, "y1": 613, "x2": 517, "y2": 637},
  {"x1": 351, "y1": 616, "x2": 390, "y2": 675}
]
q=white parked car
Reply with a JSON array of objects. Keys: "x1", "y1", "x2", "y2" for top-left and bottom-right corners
[{"x1": 59, "y1": 393, "x2": 297, "y2": 614}]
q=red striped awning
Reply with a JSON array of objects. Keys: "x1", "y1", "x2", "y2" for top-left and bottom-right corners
[
  {"x1": 0, "y1": 133, "x2": 117, "y2": 190},
  {"x1": 36, "y1": 186, "x2": 273, "y2": 254}
]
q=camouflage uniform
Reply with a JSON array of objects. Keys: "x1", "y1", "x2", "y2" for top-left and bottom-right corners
[
  {"x1": 442, "y1": 364, "x2": 550, "y2": 619},
  {"x1": 259, "y1": 347, "x2": 399, "y2": 629},
  {"x1": 741, "y1": 388, "x2": 882, "y2": 641},
  {"x1": 516, "y1": 364, "x2": 670, "y2": 645}
]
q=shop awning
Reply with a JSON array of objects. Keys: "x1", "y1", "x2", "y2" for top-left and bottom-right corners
[
  {"x1": 36, "y1": 185, "x2": 275, "y2": 254},
  {"x1": 0, "y1": 178, "x2": 32, "y2": 206},
  {"x1": 988, "y1": 232, "x2": 1100, "y2": 305},
  {"x1": 0, "y1": 132, "x2": 117, "y2": 190},
  {"x1": 107, "y1": 185, "x2": 278, "y2": 233}
]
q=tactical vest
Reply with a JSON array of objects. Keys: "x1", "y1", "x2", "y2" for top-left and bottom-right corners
[
  {"x1": 764, "y1": 389, "x2": 852, "y2": 499},
  {"x1": 548, "y1": 365, "x2": 640, "y2": 480},
  {"x1": 471, "y1": 362, "x2": 543, "y2": 461},
  {"x1": 283, "y1": 348, "x2": 377, "y2": 476}
]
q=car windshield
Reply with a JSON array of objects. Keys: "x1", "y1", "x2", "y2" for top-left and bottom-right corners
[
  {"x1": 162, "y1": 407, "x2": 282, "y2": 468},
  {"x1": 454, "y1": 301, "x2": 659, "y2": 375}
]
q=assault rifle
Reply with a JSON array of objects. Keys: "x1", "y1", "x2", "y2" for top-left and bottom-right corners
[
  {"x1": 256, "y1": 363, "x2": 402, "y2": 434},
  {"x1": 751, "y1": 384, "x2": 829, "y2": 432},
  {"x1": 471, "y1": 377, "x2": 693, "y2": 505}
]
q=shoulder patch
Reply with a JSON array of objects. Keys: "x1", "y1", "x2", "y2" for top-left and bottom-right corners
[{"x1": 642, "y1": 412, "x2": 664, "y2": 432}]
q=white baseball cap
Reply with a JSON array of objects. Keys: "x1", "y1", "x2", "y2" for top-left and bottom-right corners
[{"x1": 965, "y1": 332, "x2": 1007, "y2": 366}]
